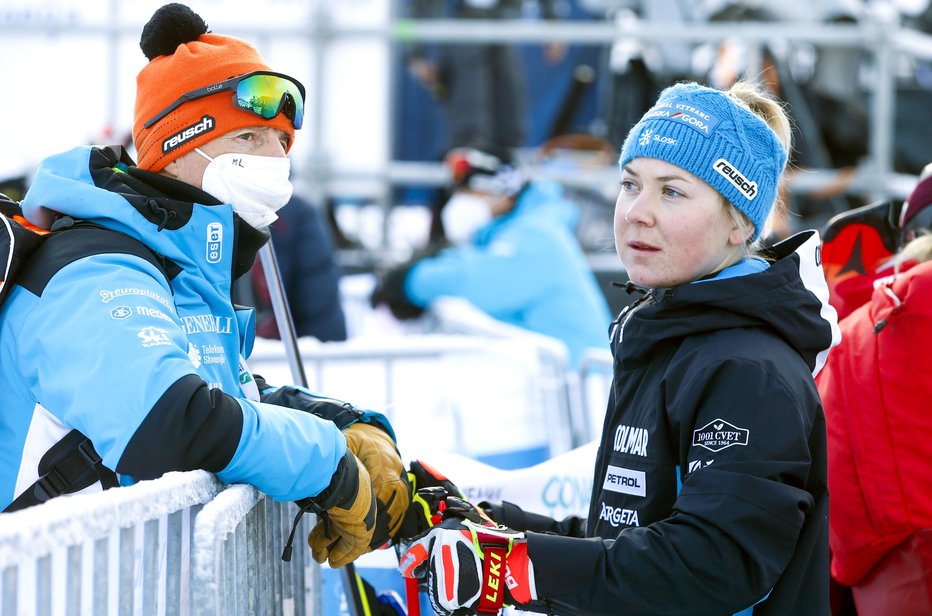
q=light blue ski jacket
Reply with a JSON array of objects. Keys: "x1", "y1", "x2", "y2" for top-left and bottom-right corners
[
  {"x1": 406, "y1": 181, "x2": 612, "y2": 367},
  {"x1": 0, "y1": 146, "x2": 345, "y2": 510}
]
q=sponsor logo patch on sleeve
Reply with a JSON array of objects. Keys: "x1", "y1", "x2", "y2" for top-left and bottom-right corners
[
  {"x1": 692, "y1": 419, "x2": 749, "y2": 452},
  {"x1": 598, "y1": 501, "x2": 639, "y2": 527}
]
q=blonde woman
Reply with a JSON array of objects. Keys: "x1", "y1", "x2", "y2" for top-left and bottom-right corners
[{"x1": 401, "y1": 81, "x2": 840, "y2": 616}]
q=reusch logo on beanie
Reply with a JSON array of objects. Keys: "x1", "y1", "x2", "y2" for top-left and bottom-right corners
[
  {"x1": 132, "y1": 4, "x2": 294, "y2": 172},
  {"x1": 162, "y1": 115, "x2": 215, "y2": 154},
  {"x1": 713, "y1": 159, "x2": 758, "y2": 200},
  {"x1": 619, "y1": 82, "x2": 787, "y2": 241}
]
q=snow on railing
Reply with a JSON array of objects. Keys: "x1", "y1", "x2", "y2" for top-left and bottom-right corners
[
  {"x1": 1, "y1": 471, "x2": 222, "y2": 614},
  {"x1": 192, "y1": 484, "x2": 317, "y2": 616},
  {"x1": 0, "y1": 471, "x2": 319, "y2": 616}
]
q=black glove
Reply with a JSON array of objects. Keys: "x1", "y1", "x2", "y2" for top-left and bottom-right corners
[
  {"x1": 258, "y1": 378, "x2": 409, "y2": 549},
  {"x1": 304, "y1": 450, "x2": 377, "y2": 568},
  {"x1": 394, "y1": 459, "x2": 472, "y2": 543},
  {"x1": 370, "y1": 263, "x2": 425, "y2": 321}
]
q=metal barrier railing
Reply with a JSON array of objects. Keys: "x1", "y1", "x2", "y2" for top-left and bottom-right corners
[
  {"x1": 424, "y1": 298, "x2": 586, "y2": 451},
  {"x1": 0, "y1": 471, "x2": 222, "y2": 615},
  {"x1": 4, "y1": 8, "x2": 925, "y2": 207},
  {"x1": 244, "y1": 292, "x2": 590, "y2": 462},
  {"x1": 192, "y1": 484, "x2": 318, "y2": 616},
  {"x1": 0, "y1": 317, "x2": 611, "y2": 616},
  {"x1": 578, "y1": 347, "x2": 614, "y2": 440},
  {"x1": 248, "y1": 330, "x2": 581, "y2": 462},
  {"x1": 0, "y1": 472, "x2": 320, "y2": 616}
]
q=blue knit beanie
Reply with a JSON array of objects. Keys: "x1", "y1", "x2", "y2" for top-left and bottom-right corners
[{"x1": 619, "y1": 82, "x2": 788, "y2": 241}]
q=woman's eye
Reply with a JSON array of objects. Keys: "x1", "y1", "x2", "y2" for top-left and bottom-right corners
[
  {"x1": 620, "y1": 179, "x2": 636, "y2": 191},
  {"x1": 663, "y1": 186, "x2": 683, "y2": 198}
]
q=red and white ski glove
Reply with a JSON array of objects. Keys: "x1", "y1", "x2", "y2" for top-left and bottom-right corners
[{"x1": 399, "y1": 517, "x2": 537, "y2": 615}]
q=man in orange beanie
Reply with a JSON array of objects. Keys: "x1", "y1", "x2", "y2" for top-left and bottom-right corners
[
  {"x1": 133, "y1": 17, "x2": 297, "y2": 172},
  {"x1": 2, "y1": 2, "x2": 410, "y2": 571}
]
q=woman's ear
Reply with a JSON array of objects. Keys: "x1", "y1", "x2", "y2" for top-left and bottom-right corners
[{"x1": 728, "y1": 223, "x2": 754, "y2": 247}]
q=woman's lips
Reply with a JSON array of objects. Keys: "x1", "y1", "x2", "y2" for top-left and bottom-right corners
[{"x1": 629, "y1": 241, "x2": 660, "y2": 252}]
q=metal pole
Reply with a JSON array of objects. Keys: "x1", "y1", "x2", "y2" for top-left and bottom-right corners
[
  {"x1": 258, "y1": 241, "x2": 307, "y2": 388},
  {"x1": 258, "y1": 239, "x2": 364, "y2": 616},
  {"x1": 107, "y1": 0, "x2": 119, "y2": 142},
  {"x1": 868, "y1": 22, "x2": 896, "y2": 202},
  {"x1": 307, "y1": 1, "x2": 330, "y2": 211}
]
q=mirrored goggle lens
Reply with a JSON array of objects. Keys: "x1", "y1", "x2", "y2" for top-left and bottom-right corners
[{"x1": 235, "y1": 74, "x2": 304, "y2": 129}]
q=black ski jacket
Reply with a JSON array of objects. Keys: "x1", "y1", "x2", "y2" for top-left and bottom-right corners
[{"x1": 517, "y1": 231, "x2": 839, "y2": 615}]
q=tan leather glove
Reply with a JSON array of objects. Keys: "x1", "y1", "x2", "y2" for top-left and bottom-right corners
[
  {"x1": 307, "y1": 451, "x2": 376, "y2": 568},
  {"x1": 343, "y1": 422, "x2": 411, "y2": 548}
]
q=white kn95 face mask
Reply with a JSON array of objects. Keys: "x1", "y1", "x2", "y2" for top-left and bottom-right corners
[
  {"x1": 196, "y1": 149, "x2": 293, "y2": 229},
  {"x1": 441, "y1": 192, "x2": 494, "y2": 244}
]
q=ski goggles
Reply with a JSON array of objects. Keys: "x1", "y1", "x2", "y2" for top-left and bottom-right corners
[{"x1": 143, "y1": 71, "x2": 305, "y2": 130}]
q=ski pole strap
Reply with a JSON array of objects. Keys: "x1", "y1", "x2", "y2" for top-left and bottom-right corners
[
  {"x1": 3, "y1": 430, "x2": 118, "y2": 513},
  {"x1": 477, "y1": 543, "x2": 509, "y2": 614}
]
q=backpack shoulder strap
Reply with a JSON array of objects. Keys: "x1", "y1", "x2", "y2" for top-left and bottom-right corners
[{"x1": 3, "y1": 430, "x2": 118, "y2": 513}]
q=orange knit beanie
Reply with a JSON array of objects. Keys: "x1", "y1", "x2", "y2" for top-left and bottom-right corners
[{"x1": 133, "y1": 4, "x2": 295, "y2": 172}]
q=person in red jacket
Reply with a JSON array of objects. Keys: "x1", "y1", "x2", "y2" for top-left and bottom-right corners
[{"x1": 817, "y1": 166, "x2": 932, "y2": 616}]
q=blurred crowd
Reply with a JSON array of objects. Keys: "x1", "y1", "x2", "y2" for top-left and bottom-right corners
[{"x1": 397, "y1": 0, "x2": 932, "y2": 238}]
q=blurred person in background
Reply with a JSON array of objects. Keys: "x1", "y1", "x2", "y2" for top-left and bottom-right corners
[
  {"x1": 403, "y1": 0, "x2": 567, "y2": 152},
  {"x1": 0, "y1": 3, "x2": 409, "y2": 570},
  {"x1": 233, "y1": 192, "x2": 347, "y2": 342},
  {"x1": 599, "y1": 0, "x2": 705, "y2": 146},
  {"x1": 371, "y1": 144, "x2": 612, "y2": 369},
  {"x1": 817, "y1": 164, "x2": 932, "y2": 616},
  {"x1": 398, "y1": 81, "x2": 840, "y2": 615}
]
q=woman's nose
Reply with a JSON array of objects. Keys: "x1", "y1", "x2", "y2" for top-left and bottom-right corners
[{"x1": 623, "y1": 192, "x2": 654, "y2": 226}]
